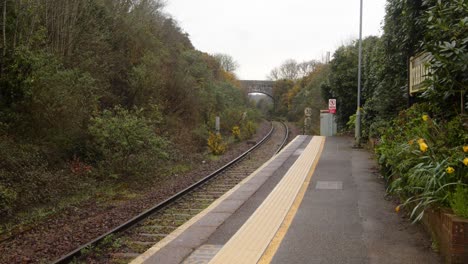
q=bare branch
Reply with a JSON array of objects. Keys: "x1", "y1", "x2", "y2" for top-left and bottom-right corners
[{"x1": 213, "y1": 53, "x2": 239, "y2": 72}]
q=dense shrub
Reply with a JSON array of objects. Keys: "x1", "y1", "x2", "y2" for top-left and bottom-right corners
[
  {"x1": 421, "y1": 0, "x2": 468, "y2": 117},
  {"x1": 232, "y1": 126, "x2": 241, "y2": 141},
  {"x1": 192, "y1": 124, "x2": 211, "y2": 150},
  {"x1": 207, "y1": 132, "x2": 227, "y2": 155},
  {"x1": 88, "y1": 106, "x2": 168, "y2": 178},
  {"x1": 0, "y1": 184, "x2": 17, "y2": 217},
  {"x1": 219, "y1": 108, "x2": 247, "y2": 133},
  {"x1": 241, "y1": 121, "x2": 257, "y2": 140},
  {"x1": 1, "y1": 48, "x2": 98, "y2": 158},
  {"x1": 0, "y1": 137, "x2": 77, "y2": 218}
]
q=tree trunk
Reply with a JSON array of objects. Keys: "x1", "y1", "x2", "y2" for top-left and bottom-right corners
[
  {"x1": 3, "y1": 0, "x2": 6, "y2": 56},
  {"x1": 13, "y1": 0, "x2": 18, "y2": 49}
]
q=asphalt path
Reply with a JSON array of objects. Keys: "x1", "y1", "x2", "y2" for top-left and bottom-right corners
[{"x1": 271, "y1": 136, "x2": 441, "y2": 264}]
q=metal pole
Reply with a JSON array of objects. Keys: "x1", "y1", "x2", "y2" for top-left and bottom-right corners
[{"x1": 355, "y1": 0, "x2": 363, "y2": 147}]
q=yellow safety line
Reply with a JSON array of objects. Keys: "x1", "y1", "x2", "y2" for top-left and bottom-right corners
[{"x1": 258, "y1": 137, "x2": 325, "y2": 264}]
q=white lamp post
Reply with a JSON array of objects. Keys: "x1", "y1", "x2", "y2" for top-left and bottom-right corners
[{"x1": 355, "y1": 0, "x2": 363, "y2": 147}]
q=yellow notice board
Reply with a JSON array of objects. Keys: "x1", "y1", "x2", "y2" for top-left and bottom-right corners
[{"x1": 409, "y1": 52, "x2": 432, "y2": 94}]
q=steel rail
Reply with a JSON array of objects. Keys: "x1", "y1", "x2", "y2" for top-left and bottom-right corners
[
  {"x1": 53, "y1": 121, "x2": 288, "y2": 263},
  {"x1": 275, "y1": 121, "x2": 289, "y2": 154}
]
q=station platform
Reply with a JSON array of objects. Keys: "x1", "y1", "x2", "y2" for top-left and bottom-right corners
[{"x1": 131, "y1": 136, "x2": 441, "y2": 264}]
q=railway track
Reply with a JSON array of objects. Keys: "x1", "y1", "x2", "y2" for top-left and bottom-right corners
[{"x1": 54, "y1": 121, "x2": 289, "y2": 263}]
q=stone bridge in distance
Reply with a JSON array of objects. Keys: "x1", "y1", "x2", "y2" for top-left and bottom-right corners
[{"x1": 240, "y1": 80, "x2": 274, "y2": 99}]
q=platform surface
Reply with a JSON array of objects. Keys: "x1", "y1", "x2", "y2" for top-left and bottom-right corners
[
  {"x1": 131, "y1": 136, "x2": 311, "y2": 264},
  {"x1": 270, "y1": 136, "x2": 441, "y2": 264},
  {"x1": 133, "y1": 136, "x2": 441, "y2": 264}
]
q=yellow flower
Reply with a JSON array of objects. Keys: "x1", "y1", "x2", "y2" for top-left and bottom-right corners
[
  {"x1": 463, "y1": 146, "x2": 468, "y2": 153},
  {"x1": 419, "y1": 142, "x2": 428, "y2": 152},
  {"x1": 395, "y1": 205, "x2": 400, "y2": 213},
  {"x1": 463, "y1": 158, "x2": 468, "y2": 166},
  {"x1": 417, "y1": 138, "x2": 425, "y2": 144},
  {"x1": 422, "y1": 114, "x2": 429, "y2": 121},
  {"x1": 445, "y1": 166, "x2": 455, "y2": 174},
  {"x1": 408, "y1": 140, "x2": 414, "y2": 145},
  {"x1": 232, "y1": 126, "x2": 241, "y2": 139}
]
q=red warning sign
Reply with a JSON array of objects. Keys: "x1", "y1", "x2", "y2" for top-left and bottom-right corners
[{"x1": 329, "y1": 99, "x2": 336, "y2": 114}]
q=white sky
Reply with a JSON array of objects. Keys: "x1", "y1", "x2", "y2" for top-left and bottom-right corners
[{"x1": 165, "y1": 0, "x2": 387, "y2": 80}]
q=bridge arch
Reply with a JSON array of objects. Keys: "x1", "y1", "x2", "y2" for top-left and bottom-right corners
[{"x1": 240, "y1": 80, "x2": 275, "y2": 100}]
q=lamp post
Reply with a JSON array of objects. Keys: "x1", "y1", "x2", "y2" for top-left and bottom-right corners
[{"x1": 355, "y1": 0, "x2": 363, "y2": 148}]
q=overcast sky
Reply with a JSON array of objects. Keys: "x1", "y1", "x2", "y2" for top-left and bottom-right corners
[{"x1": 165, "y1": 0, "x2": 387, "y2": 80}]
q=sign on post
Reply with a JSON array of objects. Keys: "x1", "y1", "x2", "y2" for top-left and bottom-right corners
[
  {"x1": 328, "y1": 99, "x2": 336, "y2": 114},
  {"x1": 303, "y1": 107, "x2": 313, "y2": 135},
  {"x1": 409, "y1": 52, "x2": 432, "y2": 94},
  {"x1": 304, "y1": 107, "x2": 312, "y2": 117}
]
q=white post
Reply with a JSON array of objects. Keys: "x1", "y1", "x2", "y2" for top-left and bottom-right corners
[
  {"x1": 215, "y1": 116, "x2": 220, "y2": 134},
  {"x1": 355, "y1": 0, "x2": 363, "y2": 147}
]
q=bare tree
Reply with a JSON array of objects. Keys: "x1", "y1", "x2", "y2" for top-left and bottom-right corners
[
  {"x1": 213, "y1": 53, "x2": 239, "y2": 72},
  {"x1": 279, "y1": 59, "x2": 298, "y2": 80},
  {"x1": 297, "y1": 60, "x2": 319, "y2": 78},
  {"x1": 267, "y1": 67, "x2": 280, "y2": 80},
  {"x1": 268, "y1": 59, "x2": 321, "y2": 80},
  {"x1": 268, "y1": 59, "x2": 298, "y2": 80}
]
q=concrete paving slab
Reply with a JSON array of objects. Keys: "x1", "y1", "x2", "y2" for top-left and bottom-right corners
[
  {"x1": 209, "y1": 200, "x2": 245, "y2": 213},
  {"x1": 142, "y1": 245, "x2": 193, "y2": 264},
  {"x1": 226, "y1": 188, "x2": 258, "y2": 201},
  {"x1": 238, "y1": 181, "x2": 265, "y2": 191},
  {"x1": 259, "y1": 167, "x2": 281, "y2": 173},
  {"x1": 192, "y1": 213, "x2": 231, "y2": 227},
  {"x1": 243, "y1": 174, "x2": 269, "y2": 185},
  {"x1": 167, "y1": 226, "x2": 217, "y2": 249},
  {"x1": 315, "y1": 180, "x2": 343, "y2": 190},
  {"x1": 182, "y1": 244, "x2": 222, "y2": 264}
]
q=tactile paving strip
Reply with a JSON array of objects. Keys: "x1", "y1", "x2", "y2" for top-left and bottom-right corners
[{"x1": 208, "y1": 136, "x2": 325, "y2": 264}]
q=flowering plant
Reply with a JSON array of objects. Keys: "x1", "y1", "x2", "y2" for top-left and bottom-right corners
[
  {"x1": 207, "y1": 132, "x2": 227, "y2": 155},
  {"x1": 376, "y1": 104, "x2": 467, "y2": 220},
  {"x1": 232, "y1": 126, "x2": 241, "y2": 141}
]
